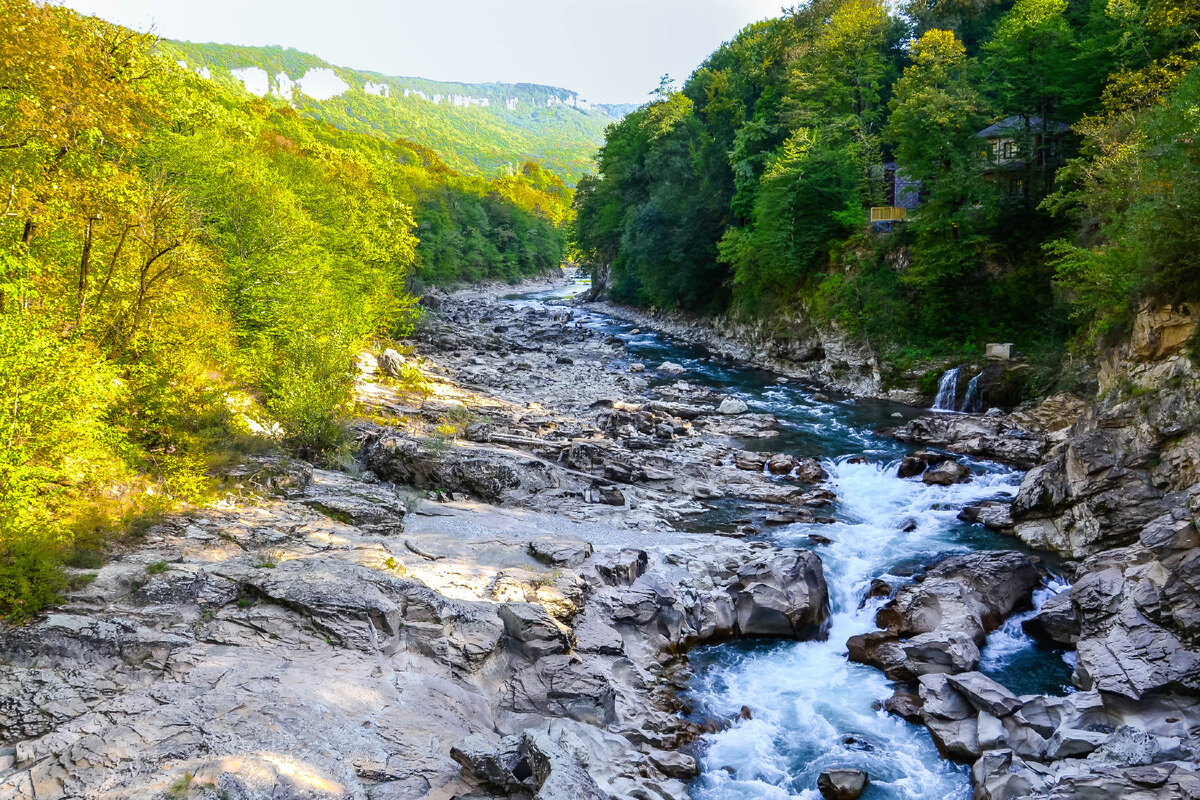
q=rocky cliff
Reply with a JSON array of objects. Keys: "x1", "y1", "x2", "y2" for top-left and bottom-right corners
[
  {"x1": 879, "y1": 303, "x2": 1200, "y2": 799},
  {"x1": 585, "y1": 298, "x2": 894, "y2": 401}
]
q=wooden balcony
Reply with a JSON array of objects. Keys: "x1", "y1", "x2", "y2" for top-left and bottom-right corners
[{"x1": 870, "y1": 206, "x2": 908, "y2": 222}]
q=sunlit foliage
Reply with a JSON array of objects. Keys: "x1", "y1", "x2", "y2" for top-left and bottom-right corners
[{"x1": 0, "y1": 0, "x2": 570, "y2": 616}]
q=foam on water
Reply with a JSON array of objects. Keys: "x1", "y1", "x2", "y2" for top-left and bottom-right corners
[
  {"x1": 979, "y1": 577, "x2": 1076, "y2": 695},
  {"x1": 688, "y1": 458, "x2": 1023, "y2": 800},
  {"x1": 506, "y1": 285, "x2": 1067, "y2": 798}
]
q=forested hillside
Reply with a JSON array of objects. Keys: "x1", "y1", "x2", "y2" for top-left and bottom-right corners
[
  {"x1": 0, "y1": 1, "x2": 571, "y2": 614},
  {"x1": 574, "y1": 0, "x2": 1200, "y2": 362},
  {"x1": 165, "y1": 40, "x2": 630, "y2": 182}
]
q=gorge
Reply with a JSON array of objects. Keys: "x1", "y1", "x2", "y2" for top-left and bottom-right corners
[
  {"x1": 4, "y1": 0, "x2": 1200, "y2": 797},
  {"x1": 2, "y1": 275, "x2": 1197, "y2": 800}
]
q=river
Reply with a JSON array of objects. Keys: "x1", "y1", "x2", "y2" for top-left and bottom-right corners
[{"x1": 512, "y1": 279, "x2": 1073, "y2": 800}]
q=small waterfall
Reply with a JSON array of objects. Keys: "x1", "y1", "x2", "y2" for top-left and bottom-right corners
[
  {"x1": 961, "y1": 372, "x2": 982, "y2": 413},
  {"x1": 931, "y1": 366, "x2": 962, "y2": 411}
]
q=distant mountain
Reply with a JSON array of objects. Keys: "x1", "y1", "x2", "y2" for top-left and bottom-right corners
[{"x1": 163, "y1": 41, "x2": 634, "y2": 182}]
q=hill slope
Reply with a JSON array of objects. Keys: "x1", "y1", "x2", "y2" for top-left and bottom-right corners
[{"x1": 164, "y1": 41, "x2": 633, "y2": 181}]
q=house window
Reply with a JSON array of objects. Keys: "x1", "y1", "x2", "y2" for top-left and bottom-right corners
[
  {"x1": 999, "y1": 140, "x2": 1015, "y2": 160},
  {"x1": 1007, "y1": 177, "x2": 1024, "y2": 196}
]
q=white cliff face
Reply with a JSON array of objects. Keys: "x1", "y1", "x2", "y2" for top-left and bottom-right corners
[
  {"x1": 274, "y1": 72, "x2": 295, "y2": 100},
  {"x1": 430, "y1": 93, "x2": 489, "y2": 108},
  {"x1": 295, "y1": 68, "x2": 350, "y2": 100},
  {"x1": 364, "y1": 81, "x2": 389, "y2": 97},
  {"x1": 196, "y1": 66, "x2": 211, "y2": 80},
  {"x1": 231, "y1": 66, "x2": 270, "y2": 97},
  {"x1": 545, "y1": 93, "x2": 591, "y2": 110},
  {"x1": 505, "y1": 97, "x2": 519, "y2": 110}
]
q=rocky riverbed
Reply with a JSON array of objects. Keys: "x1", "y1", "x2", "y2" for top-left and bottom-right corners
[{"x1": 1, "y1": 278, "x2": 1198, "y2": 800}]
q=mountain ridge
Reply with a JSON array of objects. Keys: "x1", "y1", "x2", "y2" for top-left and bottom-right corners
[{"x1": 163, "y1": 40, "x2": 635, "y2": 180}]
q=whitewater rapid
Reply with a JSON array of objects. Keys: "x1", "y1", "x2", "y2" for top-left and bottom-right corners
[
  {"x1": 512, "y1": 281, "x2": 1071, "y2": 799},
  {"x1": 686, "y1": 458, "x2": 1027, "y2": 800}
]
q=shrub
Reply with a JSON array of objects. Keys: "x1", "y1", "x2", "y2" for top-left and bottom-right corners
[{"x1": 261, "y1": 332, "x2": 357, "y2": 459}]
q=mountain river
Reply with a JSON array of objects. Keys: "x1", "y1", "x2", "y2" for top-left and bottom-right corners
[{"x1": 512, "y1": 280, "x2": 1074, "y2": 800}]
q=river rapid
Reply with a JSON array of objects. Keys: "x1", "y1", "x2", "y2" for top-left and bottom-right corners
[{"x1": 514, "y1": 279, "x2": 1074, "y2": 800}]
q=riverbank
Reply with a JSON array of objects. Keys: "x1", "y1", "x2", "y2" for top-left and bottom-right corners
[
  {"x1": 0, "y1": 279, "x2": 840, "y2": 799},
  {"x1": 1, "y1": 281, "x2": 1197, "y2": 800},
  {"x1": 584, "y1": 298, "x2": 906, "y2": 403}
]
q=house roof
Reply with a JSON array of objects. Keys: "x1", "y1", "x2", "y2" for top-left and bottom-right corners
[{"x1": 977, "y1": 115, "x2": 1070, "y2": 138}]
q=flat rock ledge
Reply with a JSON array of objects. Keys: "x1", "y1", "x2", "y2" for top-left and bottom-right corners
[{"x1": 0, "y1": 471, "x2": 828, "y2": 800}]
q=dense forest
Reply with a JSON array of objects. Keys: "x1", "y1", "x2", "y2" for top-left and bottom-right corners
[
  {"x1": 573, "y1": 0, "x2": 1200, "y2": 362},
  {"x1": 165, "y1": 40, "x2": 629, "y2": 182},
  {"x1": 0, "y1": 1, "x2": 571, "y2": 615}
]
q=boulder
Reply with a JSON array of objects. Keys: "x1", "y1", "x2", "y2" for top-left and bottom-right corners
[
  {"x1": 898, "y1": 450, "x2": 955, "y2": 478},
  {"x1": 892, "y1": 414, "x2": 1048, "y2": 467},
  {"x1": 658, "y1": 362, "x2": 686, "y2": 375},
  {"x1": 499, "y1": 603, "x2": 572, "y2": 659},
  {"x1": 728, "y1": 550, "x2": 830, "y2": 639},
  {"x1": 877, "y1": 551, "x2": 1040, "y2": 637},
  {"x1": 718, "y1": 397, "x2": 749, "y2": 415},
  {"x1": 1045, "y1": 727, "x2": 1108, "y2": 760},
  {"x1": 734, "y1": 451, "x2": 768, "y2": 471},
  {"x1": 795, "y1": 458, "x2": 828, "y2": 483},
  {"x1": 602, "y1": 546, "x2": 829, "y2": 651},
  {"x1": 946, "y1": 672, "x2": 1022, "y2": 717},
  {"x1": 528, "y1": 539, "x2": 593, "y2": 568},
  {"x1": 361, "y1": 431, "x2": 557, "y2": 503},
  {"x1": 903, "y1": 631, "x2": 981, "y2": 676},
  {"x1": 591, "y1": 549, "x2": 648, "y2": 587},
  {"x1": 926, "y1": 715, "x2": 981, "y2": 762},
  {"x1": 1021, "y1": 591, "x2": 1080, "y2": 647},
  {"x1": 599, "y1": 487, "x2": 626, "y2": 506},
  {"x1": 922, "y1": 459, "x2": 972, "y2": 485},
  {"x1": 451, "y1": 733, "x2": 525, "y2": 791},
  {"x1": 860, "y1": 551, "x2": 1039, "y2": 678},
  {"x1": 918, "y1": 673, "x2": 973, "y2": 721},
  {"x1": 957, "y1": 501, "x2": 1014, "y2": 531},
  {"x1": 882, "y1": 688, "x2": 923, "y2": 723},
  {"x1": 817, "y1": 768, "x2": 870, "y2": 800},
  {"x1": 378, "y1": 348, "x2": 407, "y2": 377},
  {"x1": 767, "y1": 453, "x2": 799, "y2": 475}
]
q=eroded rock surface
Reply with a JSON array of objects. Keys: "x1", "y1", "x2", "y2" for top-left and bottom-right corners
[
  {"x1": 0, "y1": 278, "x2": 834, "y2": 800},
  {"x1": 870, "y1": 305, "x2": 1200, "y2": 800}
]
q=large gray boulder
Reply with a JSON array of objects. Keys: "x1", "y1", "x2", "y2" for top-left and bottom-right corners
[
  {"x1": 499, "y1": 602, "x2": 572, "y2": 659},
  {"x1": 522, "y1": 731, "x2": 609, "y2": 800},
  {"x1": 728, "y1": 550, "x2": 830, "y2": 639},
  {"x1": 851, "y1": 551, "x2": 1039, "y2": 679},
  {"x1": 360, "y1": 431, "x2": 559, "y2": 503},
  {"x1": 378, "y1": 348, "x2": 407, "y2": 377},
  {"x1": 600, "y1": 545, "x2": 829, "y2": 651},
  {"x1": 451, "y1": 733, "x2": 526, "y2": 791},
  {"x1": 818, "y1": 768, "x2": 869, "y2": 800},
  {"x1": 1021, "y1": 590, "x2": 1080, "y2": 647},
  {"x1": 718, "y1": 397, "x2": 749, "y2": 415},
  {"x1": 921, "y1": 459, "x2": 972, "y2": 485}
]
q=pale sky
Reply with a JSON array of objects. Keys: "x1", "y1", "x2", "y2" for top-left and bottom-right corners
[{"x1": 60, "y1": 0, "x2": 788, "y2": 104}]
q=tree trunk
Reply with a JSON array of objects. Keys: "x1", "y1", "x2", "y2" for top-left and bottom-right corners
[{"x1": 75, "y1": 217, "x2": 96, "y2": 327}]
